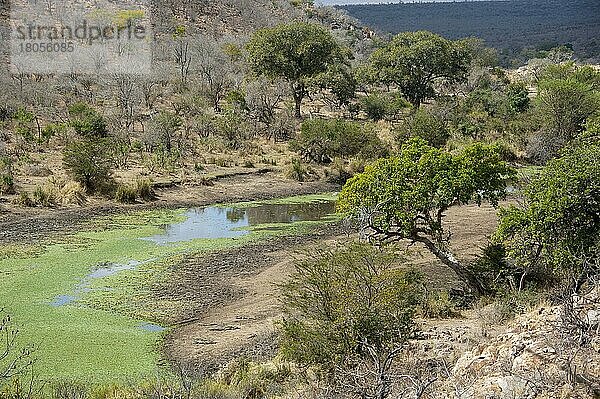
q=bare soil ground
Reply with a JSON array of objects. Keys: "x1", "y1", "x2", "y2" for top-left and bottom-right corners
[
  {"x1": 161, "y1": 225, "x2": 346, "y2": 371},
  {"x1": 161, "y1": 201, "x2": 512, "y2": 371}
]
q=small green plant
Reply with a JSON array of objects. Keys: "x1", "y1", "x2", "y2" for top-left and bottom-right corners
[
  {"x1": 40, "y1": 123, "x2": 66, "y2": 144},
  {"x1": 243, "y1": 160, "x2": 255, "y2": 168},
  {"x1": 135, "y1": 178, "x2": 155, "y2": 201},
  {"x1": 15, "y1": 191, "x2": 33, "y2": 207},
  {"x1": 32, "y1": 185, "x2": 54, "y2": 207},
  {"x1": 114, "y1": 185, "x2": 137, "y2": 204}
]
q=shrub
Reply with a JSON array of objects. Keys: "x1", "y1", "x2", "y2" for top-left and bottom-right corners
[
  {"x1": 114, "y1": 185, "x2": 137, "y2": 204},
  {"x1": 419, "y1": 290, "x2": 458, "y2": 319},
  {"x1": 278, "y1": 242, "x2": 421, "y2": 370},
  {"x1": 328, "y1": 157, "x2": 352, "y2": 184},
  {"x1": 40, "y1": 123, "x2": 66, "y2": 144},
  {"x1": 33, "y1": 185, "x2": 54, "y2": 207},
  {"x1": 58, "y1": 181, "x2": 87, "y2": 205},
  {"x1": 68, "y1": 102, "x2": 108, "y2": 138},
  {"x1": 285, "y1": 159, "x2": 311, "y2": 182},
  {"x1": 215, "y1": 110, "x2": 249, "y2": 150},
  {"x1": 63, "y1": 138, "x2": 113, "y2": 194},
  {"x1": 0, "y1": 157, "x2": 15, "y2": 195},
  {"x1": 135, "y1": 178, "x2": 155, "y2": 201},
  {"x1": 291, "y1": 118, "x2": 387, "y2": 164},
  {"x1": 360, "y1": 92, "x2": 410, "y2": 121},
  {"x1": 506, "y1": 81, "x2": 530, "y2": 113},
  {"x1": 395, "y1": 108, "x2": 450, "y2": 148},
  {"x1": 44, "y1": 177, "x2": 87, "y2": 206},
  {"x1": 13, "y1": 108, "x2": 36, "y2": 142},
  {"x1": 146, "y1": 111, "x2": 182, "y2": 152}
]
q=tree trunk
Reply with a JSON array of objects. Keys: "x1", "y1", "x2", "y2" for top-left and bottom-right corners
[
  {"x1": 291, "y1": 82, "x2": 304, "y2": 118},
  {"x1": 294, "y1": 97, "x2": 301, "y2": 118},
  {"x1": 413, "y1": 234, "x2": 488, "y2": 296}
]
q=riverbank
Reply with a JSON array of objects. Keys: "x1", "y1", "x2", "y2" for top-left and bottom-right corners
[{"x1": 0, "y1": 171, "x2": 339, "y2": 244}]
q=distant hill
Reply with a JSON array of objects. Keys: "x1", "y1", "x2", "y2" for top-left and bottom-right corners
[{"x1": 338, "y1": 0, "x2": 600, "y2": 66}]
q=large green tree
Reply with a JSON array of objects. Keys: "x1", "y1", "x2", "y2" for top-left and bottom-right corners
[
  {"x1": 495, "y1": 122, "x2": 600, "y2": 290},
  {"x1": 338, "y1": 138, "x2": 515, "y2": 295},
  {"x1": 368, "y1": 31, "x2": 473, "y2": 108},
  {"x1": 246, "y1": 22, "x2": 345, "y2": 118}
]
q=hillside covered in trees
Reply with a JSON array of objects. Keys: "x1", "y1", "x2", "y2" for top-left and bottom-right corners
[{"x1": 340, "y1": 0, "x2": 600, "y2": 66}]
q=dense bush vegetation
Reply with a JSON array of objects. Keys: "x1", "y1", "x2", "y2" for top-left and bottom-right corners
[
  {"x1": 495, "y1": 122, "x2": 600, "y2": 291},
  {"x1": 395, "y1": 108, "x2": 449, "y2": 148},
  {"x1": 279, "y1": 242, "x2": 421, "y2": 397},
  {"x1": 62, "y1": 139, "x2": 114, "y2": 194},
  {"x1": 290, "y1": 118, "x2": 387, "y2": 163}
]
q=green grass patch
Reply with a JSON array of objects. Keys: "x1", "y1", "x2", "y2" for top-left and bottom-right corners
[
  {"x1": 0, "y1": 194, "x2": 339, "y2": 383},
  {"x1": 215, "y1": 192, "x2": 339, "y2": 209}
]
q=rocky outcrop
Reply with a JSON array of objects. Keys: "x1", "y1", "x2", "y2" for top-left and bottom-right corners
[{"x1": 445, "y1": 289, "x2": 600, "y2": 399}]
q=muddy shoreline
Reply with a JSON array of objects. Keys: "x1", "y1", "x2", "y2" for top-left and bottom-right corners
[
  {"x1": 0, "y1": 172, "x2": 339, "y2": 244},
  {"x1": 159, "y1": 222, "x2": 348, "y2": 371}
]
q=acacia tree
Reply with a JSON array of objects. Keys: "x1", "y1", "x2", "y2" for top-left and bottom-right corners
[
  {"x1": 495, "y1": 123, "x2": 600, "y2": 291},
  {"x1": 338, "y1": 138, "x2": 515, "y2": 295},
  {"x1": 368, "y1": 31, "x2": 474, "y2": 108},
  {"x1": 246, "y1": 22, "x2": 345, "y2": 118}
]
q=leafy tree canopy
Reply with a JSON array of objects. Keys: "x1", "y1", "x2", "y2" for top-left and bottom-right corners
[
  {"x1": 338, "y1": 138, "x2": 515, "y2": 294},
  {"x1": 368, "y1": 31, "x2": 474, "y2": 107},
  {"x1": 246, "y1": 22, "x2": 345, "y2": 117}
]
